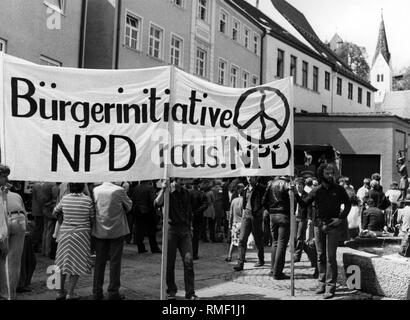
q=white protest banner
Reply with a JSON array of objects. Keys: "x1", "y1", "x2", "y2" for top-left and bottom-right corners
[{"x1": 0, "y1": 54, "x2": 293, "y2": 182}]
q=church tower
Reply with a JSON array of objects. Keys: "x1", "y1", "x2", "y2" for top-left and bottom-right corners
[{"x1": 370, "y1": 11, "x2": 393, "y2": 104}]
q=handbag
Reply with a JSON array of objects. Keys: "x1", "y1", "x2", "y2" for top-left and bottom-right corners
[
  {"x1": 247, "y1": 233, "x2": 255, "y2": 249},
  {"x1": 399, "y1": 231, "x2": 410, "y2": 257}
]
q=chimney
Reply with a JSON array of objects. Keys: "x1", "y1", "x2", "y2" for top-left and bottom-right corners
[{"x1": 256, "y1": 0, "x2": 260, "y2": 9}]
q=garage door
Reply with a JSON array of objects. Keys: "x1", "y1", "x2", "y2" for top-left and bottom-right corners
[{"x1": 341, "y1": 155, "x2": 381, "y2": 190}]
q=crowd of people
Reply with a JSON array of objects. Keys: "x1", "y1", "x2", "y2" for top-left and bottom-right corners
[{"x1": 1, "y1": 161, "x2": 410, "y2": 301}]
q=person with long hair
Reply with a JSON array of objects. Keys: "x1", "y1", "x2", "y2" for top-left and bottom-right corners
[
  {"x1": 53, "y1": 183, "x2": 95, "y2": 300},
  {"x1": 295, "y1": 164, "x2": 351, "y2": 299}
]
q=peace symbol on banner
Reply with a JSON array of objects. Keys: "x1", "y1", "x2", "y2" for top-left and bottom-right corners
[{"x1": 233, "y1": 86, "x2": 290, "y2": 145}]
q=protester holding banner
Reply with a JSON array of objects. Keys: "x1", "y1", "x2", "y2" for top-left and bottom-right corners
[
  {"x1": 295, "y1": 163, "x2": 351, "y2": 299},
  {"x1": 233, "y1": 177, "x2": 266, "y2": 272},
  {"x1": 154, "y1": 178, "x2": 198, "y2": 300},
  {"x1": 0, "y1": 164, "x2": 28, "y2": 300}
]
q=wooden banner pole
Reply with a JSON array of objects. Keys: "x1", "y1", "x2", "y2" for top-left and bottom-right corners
[
  {"x1": 288, "y1": 178, "x2": 296, "y2": 297},
  {"x1": 160, "y1": 65, "x2": 175, "y2": 300}
]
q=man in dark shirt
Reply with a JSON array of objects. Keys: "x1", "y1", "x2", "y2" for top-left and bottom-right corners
[
  {"x1": 154, "y1": 178, "x2": 198, "y2": 300},
  {"x1": 129, "y1": 181, "x2": 161, "y2": 254},
  {"x1": 362, "y1": 198, "x2": 385, "y2": 234},
  {"x1": 189, "y1": 179, "x2": 207, "y2": 260},
  {"x1": 233, "y1": 177, "x2": 266, "y2": 272},
  {"x1": 295, "y1": 163, "x2": 351, "y2": 299}
]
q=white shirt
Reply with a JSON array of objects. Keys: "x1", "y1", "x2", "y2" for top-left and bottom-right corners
[
  {"x1": 398, "y1": 206, "x2": 410, "y2": 233},
  {"x1": 357, "y1": 186, "x2": 369, "y2": 203},
  {"x1": 385, "y1": 189, "x2": 401, "y2": 205}
]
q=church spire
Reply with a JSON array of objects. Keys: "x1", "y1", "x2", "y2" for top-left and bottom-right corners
[{"x1": 373, "y1": 9, "x2": 391, "y2": 66}]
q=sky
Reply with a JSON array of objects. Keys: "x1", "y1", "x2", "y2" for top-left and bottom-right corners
[{"x1": 254, "y1": 0, "x2": 410, "y2": 74}]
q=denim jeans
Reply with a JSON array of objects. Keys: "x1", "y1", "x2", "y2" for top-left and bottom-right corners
[
  {"x1": 270, "y1": 214, "x2": 290, "y2": 276},
  {"x1": 263, "y1": 210, "x2": 272, "y2": 246},
  {"x1": 294, "y1": 218, "x2": 308, "y2": 259},
  {"x1": 0, "y1": 213, "x2": 26, "y2": 300},
  {"x1": 166, "y1": 225, "x2": 195, "y2": 298},
  {"x1": 314, "y1": 223, "x2": 341, "y2": 293},
  {"x1": 237, "y1": 213, "x2": 264, "y2": 264},
  {"x1": 93, "y1": 236, "x2": 124, "y2": 297}
]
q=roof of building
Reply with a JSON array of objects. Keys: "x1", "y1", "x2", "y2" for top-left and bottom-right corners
[
  {"x1": 228, "y1": 0, "x2": 330, "y2": 64},
  {"x1": 372, "y1": 13, "x2": 391, "y2": 66},
  {"x1": 295, "y1": 111, "x2": 410, "y2": 124},
  {"x1": 380, "y1": 90, "x2": 410, "y2": 119},
  {"x1": 268, "y1": 0, "x2": 376, "y2": 91}
]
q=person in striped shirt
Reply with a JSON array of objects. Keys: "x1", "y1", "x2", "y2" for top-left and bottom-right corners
[{"x1": 53, "y1": 183, "x2": 95, "y2": 300}]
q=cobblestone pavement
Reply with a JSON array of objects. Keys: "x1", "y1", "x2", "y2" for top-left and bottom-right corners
[{"x1": 16, "y1": 240, "x2": 388, "y2": 300}]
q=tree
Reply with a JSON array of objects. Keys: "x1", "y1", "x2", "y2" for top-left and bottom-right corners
[
  {"x1": 334, "y1": 42, "x2": 370, "y2": 81},
  {"x1": 393, "y1": 67, "x2": 410, "y2": 91}
]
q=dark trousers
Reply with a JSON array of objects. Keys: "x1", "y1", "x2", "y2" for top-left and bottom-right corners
[
  {"x1": 263, "y1": 211, "x2": 272, "y2": 246},
  {"x1": 237, "y1": 213, "x2": 264, "y2": 264},
  {"x1": 125, "y1": 213, "x2": 136, "y2": 244},
  {"x1": 192, "y1": 214, "x2": 203, "y2": 258},
  {"x1": 203, "y1": 217, "x2": 215, "y2": 242},
  {"x1": 294, "y1": 218, "x2": 308, "y2": 259},
  {"x1": 32, "y1": 216, "x2": 44, "y2": 251},
  {"x1": 134, "y1": 215, "x2": 159, "y2": 252},
  {"x1": 314, "y1": 224, "x2": 340, "y2": 293},
  {"x1": 270, "y1": 214, "x2": 290, "y2": 276},
  {"x1": 93, "y1": 236, "x2": 125, "y2": 297},
  {"x1": 166, "y1": 225, "x2": 195, "y2": 298}
]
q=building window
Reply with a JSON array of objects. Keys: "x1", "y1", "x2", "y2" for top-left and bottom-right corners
[
  {"x1": 40, "y1": 55, "x2": 62, "y2": 67},
  {"x1": 232, "y1": 19, "x2": 240, "y2": 42},
  {"x1": 125, "y1": 14, "x2": 141, "y2": 51},
  {"x1": 313, "y1": 66, "x2": 319, "y2": 92},
  {"x1": 253, "y1": 33, "x2": 260, "y2": 55},
  {"x1": 197, "y1": 0, "x2": 208, "y2": 21},
  {"x1": 230, "y1": 65, "x2": 239, "y2": 88},
  {"x1": 348, "y1": 82, "x2": 353, "y2": 100},
  {"x1": 367, "y1": 92, "x2": 371, "y2": 107},
  {"x1": 322, "y1": 105, "x2": 327, "y2": 114},
  {"x1": 195, "y1": 47, "x2": 207, "y2": 78},
  {"x1": 218, "y1": 59, "x2": 227, "y2": 85},
  {"x1": 0, "y1": 38, "x2": 6, "y2": 53},
  {"x1": 219, "y1": 9, "x2": 228, "y2": 34},
  {"x1": 252, "y1": 75, "x2": 259, "y2": 86},
  {"x1": 302, "y1": 61, "x2": 308, "y2": 88},
  {"x1": 170, "y1": 35, "x2": 183, "y2": 68},
  {"x1": 325, "y1": 71, "x2": 330, "y2": 90},
  {"x1": 337, "y1": 77, "x2": 342, "y2": 95},
  {"x1": 290, "y1": 55, "x2": 297, "y2": 84},
  {"x1": 381, "y1": 74, "x2": 384, "y2": 82},
  {"x1": 377, "y1": 74, "x2": 380, "y2": 82},
  {"x1": 276, "y1": 49, "x2": 284, "y2": 78},
  {"x1": 242, "y1": 71, "x2": 249, "y2": 88},
  {"x1": 149, "y1": 24, "x2": 164, "y2": 60},
  {"x1": 172, "y1": 0, "x2": 184, "y2": 8},
  {"x1": 44, "y1": 0, "x2": 66, "y2": 14},
  {"x1": 243, "y1": 26, "x2": 251, "y2": 49},
  {"x1": 358, "y1": 87, "x2": 363, "y2": 104}
]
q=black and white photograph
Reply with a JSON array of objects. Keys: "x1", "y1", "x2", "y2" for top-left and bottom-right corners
[{"x1": 1, "y1": 0, "x2": 410, "y2": 311}]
